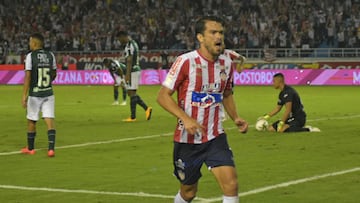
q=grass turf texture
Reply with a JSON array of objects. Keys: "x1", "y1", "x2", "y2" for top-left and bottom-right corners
[{"x1": 0, "y1": 85, "x2": 359, "y2": 203}]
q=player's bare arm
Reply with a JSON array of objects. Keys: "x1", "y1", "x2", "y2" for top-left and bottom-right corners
[
  {"x1": 277, "y1": 102, "x2": 292, "y2": 132},
  {"x1": 222, "y1": 89, "x2": 248, "y2": 133},
  {"x1": 267, "y1": 105, "x2": 282, "y2": 117},
  {"x1": 22, "y1": 71, "x2": 31, "y2": 108},
  {"x1": 118, "y1": 69, "x2": 126, "y2": 87},
  {"x1": 51, "y1": 69, "x2": 57, "y2": 81},
  {"x1": 125, "y1": 56, "x2": 132, "y2": 83},
  {"x1": 118, "y1": 69, "x2": 124, "y2": 78},
  {"x1": 232, "y1": 54, "x2": 247, "y2": 73},
  {"x1": 157, "y1": 86, "x2": 205, "y2": 135},
  {"x1": 282, "y1": 102, "x2": 292, "y2": 122},
  {"x1": 222, "y1": 89, "x2": 238, "y2": 120}
]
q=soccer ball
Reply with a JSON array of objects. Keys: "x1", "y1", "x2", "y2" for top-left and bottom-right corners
[{"x1": 255, "y1": 119, "x2": 269, "y2": 131}]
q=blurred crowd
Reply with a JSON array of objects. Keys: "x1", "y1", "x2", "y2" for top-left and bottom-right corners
[{"x1": 0, "y1": 0, "x2": 360, "y2": 60}]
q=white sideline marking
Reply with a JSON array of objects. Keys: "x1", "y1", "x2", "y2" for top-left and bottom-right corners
[
  {"x1": 0, "y1": 185, "x2": 173, "y2": 200},
  {"x1": 0, "y1": 114, "x2": 359, "y2": 156},
  {"x1": 196, "y1": 167, "x2": 360, "y2": 203},
  {"x1": 0, "y1": 133, "x2": 173, "y2": 156},
  {"x1": 308, "y1": 114, "x2": 360, "y2": 121},
  {"x1": 0, "y1": 167, "x2": 359, "y2": 202}
]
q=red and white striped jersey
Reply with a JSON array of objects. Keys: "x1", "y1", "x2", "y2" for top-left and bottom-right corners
[
  {"x1": 223, "y1": 49, "x2": 241, "y2": 60},
  {"x1": 162, "y1": 50, "x2": 234, "y2": 144}
]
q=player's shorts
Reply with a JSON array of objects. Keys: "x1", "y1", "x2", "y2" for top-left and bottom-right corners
[
  {"x1": 125, "y1": 71, "x2": 140, "y2": 90},
  {"x1": 272, "y1": 114, "x2": 306, "y2": 132},
  {"x1": 27, "y1": 95, "x2": 55, "y2": 121},
  {"x1": 114, "y1": 75, "x2": 125, "y2": 87},
  {"x1": 173, "y1": 133, "x2": 235, "y2": 185}
]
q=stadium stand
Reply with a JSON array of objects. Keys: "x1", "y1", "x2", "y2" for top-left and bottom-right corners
[{"x1": 0, "y1": 0, "x2": 359, "y2": 60}]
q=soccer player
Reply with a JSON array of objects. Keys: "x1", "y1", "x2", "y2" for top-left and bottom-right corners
[
  {"x1": 157, "y1": 16, "x2": 248, "y2": 203},
  {"x1": 103, "y1": 58, "x2": 127, "y2": 106},
  {"x1": 259, "y1": 73, "x2": 320, "y2": 132},
  {"x1": 117, "y1": 31, "x2": 152, "y2": 122},
  {"x1": 21, "y1": 33, "x2": 57, "y2": 157}
]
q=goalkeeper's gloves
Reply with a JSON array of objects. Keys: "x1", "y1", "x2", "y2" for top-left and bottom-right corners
[
  {"x1": 277, "y1": 121, "x2": 284, "y2": 132},
  {"x1": 258, "y1": 114, "x2": 270, "y2": 121}
]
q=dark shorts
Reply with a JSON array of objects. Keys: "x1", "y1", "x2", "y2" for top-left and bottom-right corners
[
  {"x1": 272, "y1": 115, "x2": 308, "y2": 132},
  {"x1": 173, "y1": 133, "x2": 235, "y2": 185}
]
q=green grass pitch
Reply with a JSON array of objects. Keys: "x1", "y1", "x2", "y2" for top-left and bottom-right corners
[{"x1": 0, "y1": 85, "x2": 359, "y2": 203}]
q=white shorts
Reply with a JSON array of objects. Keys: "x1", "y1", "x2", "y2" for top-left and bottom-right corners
[
  {"x1": 114, "y1": 75, "x2": 126, "y2": 87},
  {"x1": 125, "y1": 71, "x2": 140, "y2": 90},
  {"x1": 27, "y1": 95, "x2": 55, "y2": 121}
]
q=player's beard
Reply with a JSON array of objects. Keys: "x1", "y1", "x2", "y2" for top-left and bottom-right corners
[{"x1": 204, "y1": 43, "x2": 222, "y2": 59}]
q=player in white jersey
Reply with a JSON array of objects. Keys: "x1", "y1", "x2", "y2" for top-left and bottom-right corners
[{"x1": 157, "y1": 16, "x2": 248, "y2": 203}]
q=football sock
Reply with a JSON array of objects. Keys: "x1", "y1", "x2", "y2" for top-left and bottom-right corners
[
  {"x1": 130, "y1": 96, "x2": 137, "y2": 119},
  {"x1": 174, "y1": 191, "x2": 190, "y2": 203},
  {"x1": 135, "y1": 95, "x2": 148, "y2": 110},
  {"x1": 223, "y1": 195, "x2": 239, "y2": 203},
  {"x1": 114, "y1": 89, "x2": 119, "y2": 101},
  {"x1": 122, "y1": 88, "x2": 127, "y2": 101},
  {"x1": 27, "y1": 132, "x2": 36, "y2": 150},
  {"x1": 48, "y1": 129, "x2": 56, "y2": 150}
]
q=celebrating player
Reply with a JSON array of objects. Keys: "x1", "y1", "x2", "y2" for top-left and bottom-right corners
[{"x1": 157, "y1": 16, "x2": 248, "y2": 203}]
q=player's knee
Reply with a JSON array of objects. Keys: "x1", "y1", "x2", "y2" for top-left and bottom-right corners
[
  {"x1": 181, "y1": 187, "x2": 197, "y2": 201},
  {"x1": 222, "y1": 179, "x2": 238, "y2": 196},
  {"x1": 28, "y1": 120, "x2": 36, "y2": 126}
]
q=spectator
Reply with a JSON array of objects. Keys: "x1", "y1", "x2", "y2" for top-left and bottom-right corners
[
  {"x1": 0, "y1": 0, "x2": 359, "y2": 56},
  {"x1": 337, "y1": 27, "x2": 346, "y2": 48}
]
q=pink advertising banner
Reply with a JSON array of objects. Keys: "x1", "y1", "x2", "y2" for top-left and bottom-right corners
[
  {"x1": 233, "y1": 69, "x2": 360, "y2": 85},
  {"x1": 1, "y1": 69, "x2": 360, "y2": 86}
]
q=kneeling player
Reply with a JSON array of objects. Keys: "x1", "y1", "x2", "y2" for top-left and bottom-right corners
[{"x1": 259, "y1": 73, "x2": 320, "y2": 132}]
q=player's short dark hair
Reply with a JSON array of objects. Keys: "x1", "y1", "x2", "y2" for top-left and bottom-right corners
[
  {"x1": 117, "y1": 31, "x2": 128, "y2": 37},
  {"x1": 30, "y1": 33, "x2": 44, "y2": 46},
  {"x1": 273, "y1": 73, "x2": 284, "y2": 78},
  {"x1": 195, "y1": 15, "x2": 225, "y2": 35},
  {"x1": 103, "y1": 58, "x2": 110, "y2": 64}
]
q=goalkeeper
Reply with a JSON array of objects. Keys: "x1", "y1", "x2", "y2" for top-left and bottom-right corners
[{"x1": 259, "y1": 73, "x2": 319, "y2": 132}]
